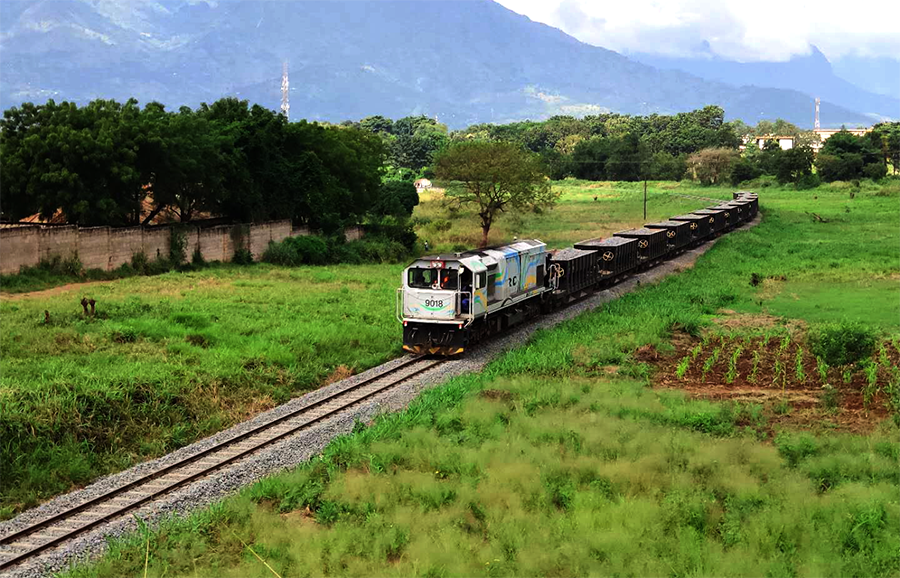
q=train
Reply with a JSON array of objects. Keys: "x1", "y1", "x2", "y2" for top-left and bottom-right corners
[{"x1": 397, "y1": 191, "x2": 758, "y2": 355}]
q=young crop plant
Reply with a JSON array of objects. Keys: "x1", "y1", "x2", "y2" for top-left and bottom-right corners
[
  {"x1": 779, "y1": 334, "x2": 792, "y2": 356},
  {"x1": 675, "y1": 355, "x2": 691, "y2": 380},
  {"x1": 843, "y1": 368, "x2": 854, "y2": 384},
  {"x1": 816, "y1": 356, "x2": 829, "y2": 383},
  {"x1": 773, "y1": 359, "x2": 785, "y2": 389},
  {"x1": 690, "y1": 344, "x2": 703, "y2": 360},
  {"x1": 795, "y1": 346, "x2": 806, "y2": 383},
  {"x1": 749, "y1": 348, "x2": 762, "y2": 384},
  {"x1": 863, "y1": 360, "x2": 879, "y2": 408},
  {"x1": 726, "y1": 345, "x2": 743, "y2": 384},
  {"x1": 701, "y1": 347, "x2": 721, "y2": 382}
]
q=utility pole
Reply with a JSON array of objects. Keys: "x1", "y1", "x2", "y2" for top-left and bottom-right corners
[
  {"x1": 643, "y1": 180, "x2": 647, "y2": 220},
  {"x1": 281, "y1": 60, "x2": 290, "y2": 121}
]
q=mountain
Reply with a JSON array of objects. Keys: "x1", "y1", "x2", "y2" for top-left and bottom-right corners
[
  {"x1": 0, "y1": 0, "x2": 875, "y2": 129},
  {"x1": 832, "y1": 54, "x2": 900, "y2": 100},
  {"x1": 630, "y1": 45, "x2": 898, "y2": 123}
]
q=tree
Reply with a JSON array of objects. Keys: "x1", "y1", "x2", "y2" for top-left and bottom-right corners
[
  {"x1": 687, "y1": 148, "x2": 738, "y2": 185},
  {"x1": 646, "y1": 152, "x2": 687, "y2": 181},
  {"x1": 435, "y1": 141, "x2": 558, "y2": 248},
  {"x1": 605, "y1": 132, "x2": 648, "y2": 181},
  {"x1": 372, "y1": 178, "x2": 419, "y2": 218},
  {"x1": 571, "y1": 136, "x2": 612, "y2": 181},
  {"x1": 730, "y1": 157, "x2": 762, "y2": 185},
  {"x1": 816, "y1": 130, "x2": 881, "y2": 182},
  {"x1": 774, "y1": 144, "x2": 814, "y2": 184}
]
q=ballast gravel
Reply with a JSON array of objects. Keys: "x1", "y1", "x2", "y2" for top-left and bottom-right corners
[{"x1": 0, "y1": 214, "x2": 760, "y2": 578}]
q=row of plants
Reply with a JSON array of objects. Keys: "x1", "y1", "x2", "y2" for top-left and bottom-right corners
[{"x1": 669, "y1": 322, "x2": 900, "y2": 418}]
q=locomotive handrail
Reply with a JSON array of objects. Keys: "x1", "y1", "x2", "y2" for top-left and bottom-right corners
[{"x1": 395, "y1": 288, "x2": 404, "y2": 323}]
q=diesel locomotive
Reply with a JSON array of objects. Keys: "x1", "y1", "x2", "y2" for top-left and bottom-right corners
[{"x1": 397, "y1": 192, "x2": 758, "y2": 355}]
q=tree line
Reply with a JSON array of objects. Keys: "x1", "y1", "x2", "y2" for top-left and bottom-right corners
[{"x1": 0, "y1": 98, "x2": 418, "y2": 231}]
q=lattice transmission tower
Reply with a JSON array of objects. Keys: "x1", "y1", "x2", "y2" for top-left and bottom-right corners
[
  {"x1": 814, "y1": 97, "x2": 820, "y2": 130},
  {"x1": 281, "y1": 61, "x2": 290, "y2": 121}
]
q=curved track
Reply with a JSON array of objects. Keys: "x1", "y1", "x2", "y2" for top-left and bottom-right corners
[{"x1": 0, "y1": 356, "x2": 445, "y2": 573}]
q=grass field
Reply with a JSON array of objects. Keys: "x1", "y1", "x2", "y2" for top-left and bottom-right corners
[
  {"x1": 0, "y1": 180, "x2": 718, "y2": 519},
  {"x1": 414, "y1": 180, "x2": 732, "y2": 251},
  {"x1": 62, "y1": 180, "x2": 900, "y2": 577},
  {"x1": 0, "y1": 264, "x2": 403, "y2": 518}
]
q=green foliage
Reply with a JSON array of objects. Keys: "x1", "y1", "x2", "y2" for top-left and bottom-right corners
[
  {"x1": 809, "y1": 322, "x2": 878, "y2": 367},
  {"x1": 436, "y1": 140, "x2": 558, "y2": 247},
  {"x1": 1, "y1": 98, "x2": 390, "y2": 230},
  {"x1": 816, "y1": 130, "x2": 885, "y2": 183},
  {"x1": 730, "y1": 157, "x2": 762, "y2": 185},
  {"x1": 688, "y1": 147, "x2": 738, "y2": 185},
  {"x1": 168, "y1": 227, "x2": 188, "y2": 266},
  {"x1": 262, "y1": 232, "x2": 413, "y2": 267}
]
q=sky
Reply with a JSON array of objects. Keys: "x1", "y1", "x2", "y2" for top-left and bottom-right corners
[{"x1": 494, "y1": 0, "x2": 900, "y2": 62}]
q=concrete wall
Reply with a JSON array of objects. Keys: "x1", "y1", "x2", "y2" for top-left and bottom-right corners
[
  {"x1": 109, "y1": 228, "x2": 143, "y2": 269},
  {"x1": 0, "y1": 228, "x2": 39, "y2": 274},
  {"x1": 0, "y1": 219, "x2": 358, "y2": 275},
  {"x1": 78, "y1": 227, "x2": 110, "y2": 271},
  {"x1": 38, "y1": 226, "x2": 78, "y2": 262},
  {"x1": 142, "y1": 228, "x2": 170, "y2": 262}
]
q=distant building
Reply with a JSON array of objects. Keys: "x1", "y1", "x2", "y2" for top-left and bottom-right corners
[
  {"x1": 811, "y1": 128, "x2": 872, "y2": 152},
  {"x1": 742, "y1": 135, "x2": 795, "y2": 151},
  {"x1": 414, "y1": 178, "x2": 433, "y2": 191}
]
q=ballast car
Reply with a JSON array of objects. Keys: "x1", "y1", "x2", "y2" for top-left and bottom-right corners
[{"x1": 397, "y1": 192, "x2": 758, "y2": 355}]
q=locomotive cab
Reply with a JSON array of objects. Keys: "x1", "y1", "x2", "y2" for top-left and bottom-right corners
[{"x1": 398, "y1": 256, "x2": 489, "y2": 355}]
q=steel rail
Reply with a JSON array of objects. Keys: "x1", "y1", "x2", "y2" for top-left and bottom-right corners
[{"x1": 0, "y1": 356, "x2": 444, "y2": 572}]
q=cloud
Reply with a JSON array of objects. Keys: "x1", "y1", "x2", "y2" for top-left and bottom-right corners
[{"x1": 495, "y1": 0, "x2": 900, "y2": 62}]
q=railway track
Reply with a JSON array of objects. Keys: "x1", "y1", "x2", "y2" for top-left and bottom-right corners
[{"x1": 0, "y1": 356, "x2": 445, "y2": 574}]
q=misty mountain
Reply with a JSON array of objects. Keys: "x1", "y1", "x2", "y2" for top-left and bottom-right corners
[
  {"x1": 631, "y1": 45, "x2": 898, "y2": 123},
  {"x1": 0, "y1": 0, "x2": 875, "y2": 129},
  {"x1": 832, "y1": 54, "x2": 900, "y2": 100}
]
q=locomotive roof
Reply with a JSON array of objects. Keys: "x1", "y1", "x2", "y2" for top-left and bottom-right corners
[{"x1": 417, "y1": 239, "x2": 544, "y2": 262}]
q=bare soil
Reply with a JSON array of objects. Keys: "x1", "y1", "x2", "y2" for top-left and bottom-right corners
[{"x1": 0, "y1": 280, "x2": 113, "y2": 301}]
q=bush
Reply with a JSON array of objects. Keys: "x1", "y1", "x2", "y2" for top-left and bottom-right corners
[
  {"x1": 809, "y1": 322, "x2": 877, "y2": 366},
  {"x1": 795, "y1": 173, "x2": 821, "y2": 190},
  {"x1": 730, "y1": 158, "x2": 762, "y2": 185},
  {"x1": 864, "y1": 163, "x2": 888, "y2": 181},
  {"x1": 232, "y1": 247, "x2": 254, "y2": 265}
]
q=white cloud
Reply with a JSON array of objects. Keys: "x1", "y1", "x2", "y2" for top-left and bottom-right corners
[{"x1": 495, "y1": 0, "x2": 900, "y2": 62}]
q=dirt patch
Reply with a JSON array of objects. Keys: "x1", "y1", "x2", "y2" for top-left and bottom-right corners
[
  {"x1": 711, "y1": 310, "x2": 805, "y2": 332},
  {"x1": 0, "y1": 280, "x2": 113, "y2": 301},
  {"x1": 633, "y1": 344, "x2": 660, "y2": 362},
  {"x1": 281, "y1": 506, "x2": 319, "y2": 528},
  {"x1": 480, "y1": 389, "x2": 516, "y2": 402},
  {"x1": 652, "y1": 331, "x2": 897, "y2": 434},
  {"x1": 324, "y1": 365, "x2": 355, "y2": 386}
]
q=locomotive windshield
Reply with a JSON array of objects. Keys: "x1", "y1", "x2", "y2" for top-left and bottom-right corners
[{"x1": 408, "y1": 267, "x2": 458, "y2": 289}]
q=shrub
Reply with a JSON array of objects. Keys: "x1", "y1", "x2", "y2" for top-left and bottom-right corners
[
  {"x1": 730, "y1": 157, "x2": 762, "y2": 185},
  {"x1": 191, "y1": 246, "x2": 205, "y2": 266},
  {"x1": 169, "y1": 227, "x2": 188, "y2": 266},
  {"x1": 795, "y1": 173, "x2": 821, "y2": 190},
  {"x1": 864, "y1": 162, "x2": 888, "y2": 181},
  {"x1": 809, "y1": 322, "x2": 877, "y2": 366},
  {"x1": 232, "y1": 247, "x2": 254, "y2": 265}
]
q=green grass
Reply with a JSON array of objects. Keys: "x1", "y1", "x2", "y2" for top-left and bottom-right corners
[
  {"x1": 415, "y1": 179, "x2": 734, "y2": 251},
  {"x1": 61, "y1": 180, "x2": 900, "y2": 577},
  {"x1": 0, "y1": 263, "x2": 404, "y2": 518}
]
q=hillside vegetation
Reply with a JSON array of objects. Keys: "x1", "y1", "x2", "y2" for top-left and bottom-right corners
[{"x1": 62, "y1": 181, "x2": 899, "y2": 577}]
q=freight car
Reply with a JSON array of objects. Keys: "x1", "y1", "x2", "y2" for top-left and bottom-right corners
[{"x1": 398, "y1": 192, "x2": 758, "y2": 355}]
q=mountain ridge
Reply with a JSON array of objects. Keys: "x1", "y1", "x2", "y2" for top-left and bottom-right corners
[{"x1": 0, "y1": 0, "x2": 877, "y2": 129}]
